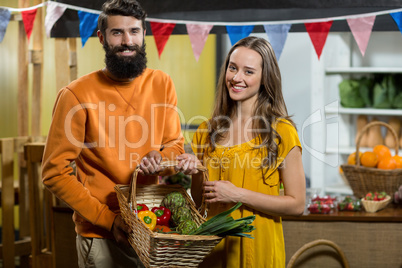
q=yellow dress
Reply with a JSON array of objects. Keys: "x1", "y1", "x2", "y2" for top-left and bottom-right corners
[{"x1": 192, "y1": 119, "x2": 302, "y2": 268}]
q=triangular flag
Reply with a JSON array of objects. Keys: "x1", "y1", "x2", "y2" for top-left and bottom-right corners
[
  {"x1": 390, "y1": 12, "x2": 402, "y2": 35},
  {"x1": 21, "y1": 8, "x2": 37, "y2": 41},
  {"x1": 45, "y1": 1, "x2": 67, "y2": 38},
  {"x1": 226, "y1": 25, "x2": 254, "y2": 46},
  {"x1": 150, "y1": 22, "x2": 175, "y2": 58},
  {"x1": 186, "y1": 24, "x2": 213, "y2": 62},
  {"x1": 0, "y1": 8, "x2": 11, "y2": 43},
  {"x1": 347, "y1": 16, "x2": 375, "y2": 56},
  {"x1": 305, "y1": 21, "x2": 333, "y2": 60},
  {"x1": 263, "y1": 24, "x2": 291, "y2": 60},
  {"x1": 77, "y1": 11, "x2": 99, "y2": 47}
]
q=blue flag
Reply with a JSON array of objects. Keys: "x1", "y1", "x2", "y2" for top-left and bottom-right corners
[
  {"x1": 263, "y1": 24, "x2": 291, "y2": 61},
  {"x1": 226, "y1": 25, "x2": 254, "y2": 46},
  {"x1": 0, "y1": 8, "x2": 11, "y2": 43},
  {"x1": 390, "y1": 12, "x2": 402, "y2": 35},
  {"x1": 78, "y1": 11, "x2": 99, "y2": 47}
]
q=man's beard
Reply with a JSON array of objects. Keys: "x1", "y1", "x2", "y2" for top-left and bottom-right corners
[{"x1": 103, "y1": 41, "x2": 147, "y2": 80}]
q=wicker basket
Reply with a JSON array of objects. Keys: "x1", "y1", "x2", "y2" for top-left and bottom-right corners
[
  {"x1": 286, "y1": 239, "x2": 350, "y2": 268},
  {"x1": 341, "y1": 121, "x2": 402, "y2": 199},
  {"x1": 114, "y1": 164, "x2": 222, "y2": 268},
  {"x1": 361, "y1": 195, "x2": 392, "y2": 213}
]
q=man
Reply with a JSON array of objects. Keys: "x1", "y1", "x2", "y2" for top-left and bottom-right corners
[{"x1": 41, "y1": 0, "x2": 184, "y2": 267}]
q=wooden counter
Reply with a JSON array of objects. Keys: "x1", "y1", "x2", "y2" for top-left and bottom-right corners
[{"x1": 282, "y1": 204, "x2": 402, "y2": 268}]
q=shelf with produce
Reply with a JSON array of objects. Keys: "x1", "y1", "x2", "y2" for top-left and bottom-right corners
[
  {"x1": 310, "y1": 33, "x2": 402, "y2": 198},
  {"x1": 325, "y1": 106, "x2": 402, "y2": 116},
  {"x1": 325, "y1": 67, "x2": 402, "y2": 74}
]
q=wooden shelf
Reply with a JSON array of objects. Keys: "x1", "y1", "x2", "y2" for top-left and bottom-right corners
[
  {"x1": 283, "y1": 205, "x2": 402, "y2": 222},
  {"x1": 325, "y1": 106, "x2": 402, "y2": 116},
  {"x1": 327, "y1": 146, "x2": 401, "y2": 155},
  {"x1": 325, "y1": 67, "x2": 402, "y2": 74}
]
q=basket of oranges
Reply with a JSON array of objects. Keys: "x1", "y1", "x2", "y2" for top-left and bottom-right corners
[{"x1": 341, "y1": 121, "x2": 402, "y2": 200}]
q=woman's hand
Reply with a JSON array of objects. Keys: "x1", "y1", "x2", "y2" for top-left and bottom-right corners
[
  {"x1": 203, "y1": 180, "x2": 241, "y2": 204},
  {"x1": 175, "y1": 153, "x2": 202, "y2": 175}
]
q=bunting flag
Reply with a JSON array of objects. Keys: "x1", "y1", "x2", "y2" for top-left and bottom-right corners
[
  {"x1": 45, "y1": 1, "x2": 67, "y2": 38},
  {"x1": 186, "y1": 24, "x2": 213, "y2": 62},
  {"x1": 347, "y1": 16, "x2": 375, "y2": 56},
  {"x1": 0, "y1": 8, "x2": 11, "y2": 43},
  {"x1": 305, "y1": 21, "x2": 333, "y2": 60},
  {"x1": 150, "y1": 22, "x2": 176, "y2": 58},
  {"x1": 263, "y1": 24, "x2": 291, "y2": 60},
  {"x1": 390, "y1": 11, "x2": 402, "y2": 34},
  {"x1": 77, "y1": 11, "x2": 99, "y2": 47},
  {"x1": 1, "y1": 3, "x2": 402, "y2": 61},
  {"x1": 21, "y1": 8, "x2": 37, "y2": 41},
  {"x1": 226, "y1": 25, "x2": 254, "y2": 46}
]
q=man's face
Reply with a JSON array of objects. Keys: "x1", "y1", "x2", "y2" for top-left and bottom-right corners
[{"x1": 98, "y1": 15, "x2": 147, "y2": 80}]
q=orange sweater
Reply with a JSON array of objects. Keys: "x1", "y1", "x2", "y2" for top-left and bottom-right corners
[{"x1": 42, "y1": 69, "x2": 184, "y2": 238}]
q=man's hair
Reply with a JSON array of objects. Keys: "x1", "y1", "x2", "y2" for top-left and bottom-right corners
[{"x1": 98, "y1": 0, "x2": 147, "y2": 35}]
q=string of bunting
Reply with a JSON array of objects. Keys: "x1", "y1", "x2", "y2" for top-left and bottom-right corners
[{"x1": 1, "y1": 1, "x2": 402, "y2": 61}]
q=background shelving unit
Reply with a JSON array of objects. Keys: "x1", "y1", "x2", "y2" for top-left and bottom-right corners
[{"x1": 309, "y1": 32, "x2": 402, "y2": 196}]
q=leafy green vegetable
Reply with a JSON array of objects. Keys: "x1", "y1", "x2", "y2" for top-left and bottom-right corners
[
  {"x1": 373, "y1": 75, "x2": 394, "y2": 109},
  {"x1": 392, "y1": 74, "x2": 402, "y2": 109},
  {"x1": 189, "y1": 202, "x2": 256, "y2": 239},
  {"x1": 339, "y1": 79, "x2": 366, "y2": 108},
  {"x1": 358, "y1": 76, "x2": 373, "y2": 107}
]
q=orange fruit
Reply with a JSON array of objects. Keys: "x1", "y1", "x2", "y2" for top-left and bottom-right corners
[
  {"x1": 377, "y1": 157, "x2": 397, "y2": 170},
  {"x1": 360, "y1": 151, "x2": 378, "y2": 168},
  {"x1": 373, "y1": 145, "x2": 392, "y2": 162},
  {"x1": 347, "y1": 152, "x2": 363, "y2": 165},
  {"x1": 339, "y1": 166, "x2": 344, "y2": 174},
  {"x1": 392, "y1": 155, "x2": 402, "y2": 169}
]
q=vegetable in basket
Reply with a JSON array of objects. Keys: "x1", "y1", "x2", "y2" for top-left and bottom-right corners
[
  {"x1": 176, "y1": 220, "x2": 198, "y2": 235},
  {"x1": 189, "y1": 202, "x2": 256, "y2": 238},
  {"x1": 171, "y1": 206, "x2": 193, "y2": 226},
  {"x1": 137, "y1": 203, "x2": 149, "y2": 212},
  {"x1": 138, "y1": 210, "x2": 157, "y2": 231},
  {"x1": 161, "y1": 191, "x2": 187, "y2": 212},
  {"x1": 154, "y1": 225, "x2": 173, "y2": 233},
  {"x1": 151, "y1": 206, "x2": 171, "y2": 226}
]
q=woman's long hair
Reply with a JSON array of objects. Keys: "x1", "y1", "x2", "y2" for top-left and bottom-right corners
[{"x1": 206, "y1": 36, "x2": 295, "y2": 170}]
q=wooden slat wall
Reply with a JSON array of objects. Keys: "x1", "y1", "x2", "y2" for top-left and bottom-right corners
[
  {"x1": 1, "y1": 138, "x2": 16, "y2": 268},
  {"x1": 18, "y1": 0, "x2": 29, "y2": 138},
  {"x1": 0, "y1": 137, "x2": 32, "y2": 268},
  {"x1": 31, "y1": 0, "x2": 44, "y2": 137}
]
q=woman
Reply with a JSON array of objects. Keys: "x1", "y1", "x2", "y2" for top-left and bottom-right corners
[{"x1": 176, "y1": 36, "x2": 305, "y2": 267}]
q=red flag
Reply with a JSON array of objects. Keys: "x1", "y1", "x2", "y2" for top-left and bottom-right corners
[
  {"x1": 150, "y1": 22, "x2": 175, "y2": 58},
  {"x1": 21, "y1": 8, "x2": 37, "y2": 41},
  {"x1": 305, "y1": 21, "x2": 333, "y2": 60}
]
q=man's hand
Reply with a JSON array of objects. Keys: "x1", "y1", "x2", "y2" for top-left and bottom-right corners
[
  {"x1": 111, "y1": 215, "x2": 131, "y2": 247},
  {"x1": 139, "y1": 150, "x2": 163, "y2": 175}
]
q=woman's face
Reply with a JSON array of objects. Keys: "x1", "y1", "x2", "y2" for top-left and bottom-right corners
[{"x1": 225, "y1": 46, "x2": 262, "y2": 105}]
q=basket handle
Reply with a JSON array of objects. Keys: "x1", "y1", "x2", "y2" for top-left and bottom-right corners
[
  {"x1": 127, "y1": 162, "x2": 208, "y2": 213},
  {"x1": 286, "y1": 239, "x2": 349, "y2": 268},
  {"x1": 355, "y1": 121, "x2": 399, "y2": 166}
]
